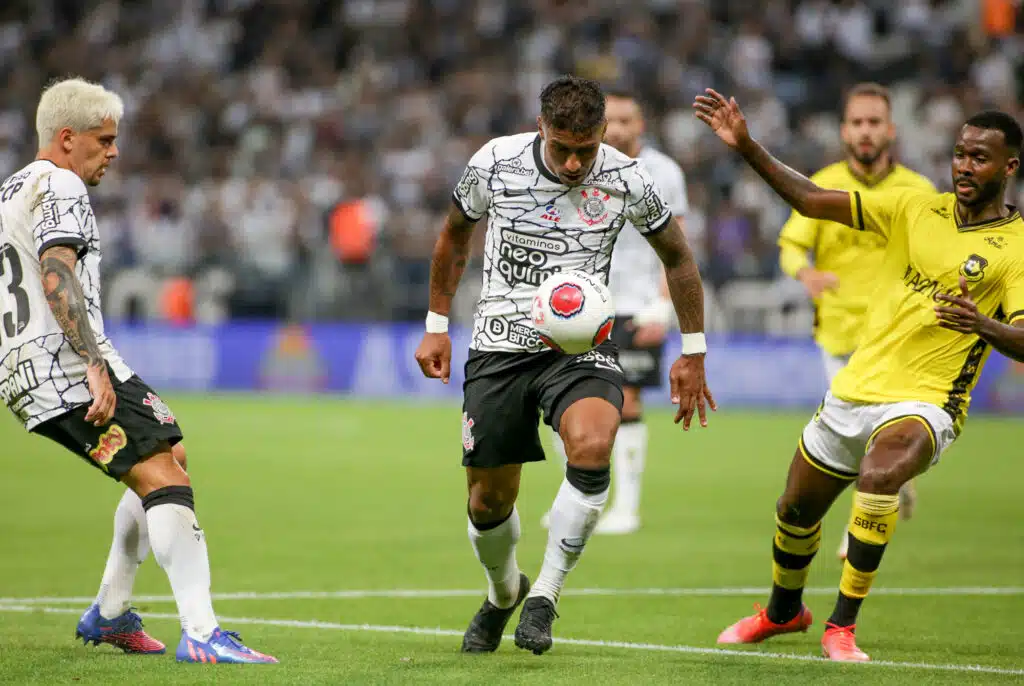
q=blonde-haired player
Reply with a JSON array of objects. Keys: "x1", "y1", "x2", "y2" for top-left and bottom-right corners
[
  {"x1": 778, "y1": 84, "x2": 936, "y2": 559},
  {"x1": 0, "y1": 78, "x2": 275, "y2": 663}
]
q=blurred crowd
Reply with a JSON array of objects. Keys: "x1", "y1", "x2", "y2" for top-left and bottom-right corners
[{"x1": 1, "y1": 0, "x2": 1022, "y2": 328}]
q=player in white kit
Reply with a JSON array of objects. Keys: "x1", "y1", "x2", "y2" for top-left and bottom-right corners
[
  {"x1": 0, "y1": 78, "x2": 275, "y2": 663},
  {"x1": 543, "y1": 89, "x2": 691, "y2": 535},
  {"x1": 415, "y1": 76, "x2": 714, "y2": 655}
]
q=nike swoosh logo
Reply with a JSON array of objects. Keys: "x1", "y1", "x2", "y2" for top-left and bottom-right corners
[{"x1": 560, "y1": 537, "x2": 586, "y2": 552}]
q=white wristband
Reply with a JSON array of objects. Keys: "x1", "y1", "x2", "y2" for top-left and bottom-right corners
[
  {"x1": 680, "y1": 332, "x2": 707, "y2": 355},
  {"x1": 425, "y1": 311, "x2": 449, "y2": 334}
]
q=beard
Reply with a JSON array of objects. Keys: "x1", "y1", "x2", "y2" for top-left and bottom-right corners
[
  {"x1": 845, "y1": 140, "x2": 890, "y2": 167},
  {"x1": 959, "y1": 177, "x2": 1005, "y2": 207}
]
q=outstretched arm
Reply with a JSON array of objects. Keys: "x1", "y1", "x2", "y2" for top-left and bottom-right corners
[
  {"x1": 39, "y1": 245, "x2": 115, "y2": 424},
  {"x1": 694, "y1": 89, "x2": 853, "y2": 226}
]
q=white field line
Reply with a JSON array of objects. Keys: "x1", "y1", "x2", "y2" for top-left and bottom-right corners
[
  {"x1": 0, "y1": 603, "x2": 1020, "y2": 677},
  {"x1": 2, "y1": 586, "x2": 1022, "y2": 605}
]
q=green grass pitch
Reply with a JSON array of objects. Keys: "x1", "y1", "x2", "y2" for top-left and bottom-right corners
[{"x1": 0, "y1": 396, "x2": 1021, "y2": 684}]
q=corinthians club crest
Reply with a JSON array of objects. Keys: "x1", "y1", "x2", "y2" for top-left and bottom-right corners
[
  {"x1": 577, "y1": 188, "x2": 610, "y2": 226},
  {"x1": 959, "y1": 254, "x2": 989, "y2": 283}
]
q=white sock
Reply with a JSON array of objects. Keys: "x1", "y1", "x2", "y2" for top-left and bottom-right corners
[
  {"x1": 529, "y1": 477, "x2": 608, "y2": 604},
  {"x1": 468, "y1": 508, "x2": 522, "y2": 609},
  {"x1": 146, "y1": 500, "x2": 219, "y2": 641},
  {"x1": 608, "y1": 421, "x2": 647, "y2": 518},
  {"x1": 96, "y1": 489, "x2": 150, "y2": 619},
  {"x1": 550, "y1": 430, "x2": 568, "y2": 466}
]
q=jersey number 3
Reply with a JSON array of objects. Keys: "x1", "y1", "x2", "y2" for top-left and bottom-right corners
[{"x1": 0, "y1": 244, "x2": 30, "y2": 342}]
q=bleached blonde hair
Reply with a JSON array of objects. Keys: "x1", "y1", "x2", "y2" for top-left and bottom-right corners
[{"x1": 35, "y1": 77, "x2": 124, "y2": 147}]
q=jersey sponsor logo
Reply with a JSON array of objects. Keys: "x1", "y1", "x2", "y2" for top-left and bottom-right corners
[
  {"x1": 549, "y1": 283, "x2": 584, "y2": 318},
  {"x1": 577, "y1": 188, "x2": 610, "y2": 226},
  {"x1": 89, "y1": 424, "x2": 127, "y2": 471},
  {"x1": 455, "y1": 167, "x2": 479, "y2": 201},
  {"x1": 984, "y1": 236, "x2": 1006, "y2": 250},
  {"x1": 496, "y1": 229, "x2": 567, "y2": 286},
  {"x1": 0, "y1": 360, "x2": 39, "y2": 406},
  {"x1": 494, "y1": 158, "x2": 533, "y2": 176},
  {"x1": 487, "y1": 317, "x2": 541, "y2": 348},
  {"x1": 636, "y1": 185, "x2": 667, "y2": 225},
  {"x1": 38, "y1": 190, "x2": 60, "y2": 230},
  {"x1": 901, "y1": 265, "x2": 958, "y2": 302},
  {"x1": 540, "y1": 204, "x2": 561, "y2": 223},
  {"x1": 461, "y1": 412, "x2": 475, "y2": 452},
  {"x1": 142, "y1": 392, "x2": 176, "y2": 425},
  {"x1": 931, "y1": 207, "x2": 951, "y2": 219},
  {"x1": 959, "y1": 254, "x2": 988, "y2": 283}
]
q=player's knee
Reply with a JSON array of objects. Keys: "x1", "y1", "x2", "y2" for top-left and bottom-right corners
[
  {"x1": 172, "y1": 442, "x2": 187, "y2": 472},
  {"x1": 468, "y1": 483, "x2": 516, "y2": 525},
  {"x1": 563, "y1": 426, "x2": 615, "y2": 468},
  {"x1": 856, "y1": 463, "x2": 907, "y2": 495},
  {"x1": 776, "y1": 497, "x2": 818, "y2": 529}
]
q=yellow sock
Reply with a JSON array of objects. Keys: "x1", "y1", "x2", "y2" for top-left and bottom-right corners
[
  {"x1": 829, "y1": 491, "x2": 899, "y2": 626},
  {"x1": 767, "y1": 516, "x2": 821, "y2": 623}
]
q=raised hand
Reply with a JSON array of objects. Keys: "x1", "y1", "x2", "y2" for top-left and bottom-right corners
[{"x1": 693, "y1": 89, "x2": 751, "y2": 150}]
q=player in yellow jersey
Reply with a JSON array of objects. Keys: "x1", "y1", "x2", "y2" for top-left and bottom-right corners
[
  {"x1": 695, "y1": 89, "x2": 1024, "y2": 662},
  {"x1": 777, "y1": 84, "x2": 937, "y2": 560}
]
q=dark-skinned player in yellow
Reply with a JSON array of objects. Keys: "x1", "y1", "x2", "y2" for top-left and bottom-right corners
[
  {"x1": 694, "y1": 87, "x2": 1024, "y2": 662},
  {"x1": 777, "y1": 83, "x2": 936, "y2": 560}
]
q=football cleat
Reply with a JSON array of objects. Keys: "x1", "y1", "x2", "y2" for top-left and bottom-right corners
[
  {"x1": 75, "y1": 604, "x2": 166, "y2": 654},
  {"x1": 822, "y1": 623, "x2": 870, "y2": 662},
  {"x1": 514, "y1": 596, "x2": 558, "y2": 655},
  {"x1": 461, "y1": 573, "x2": 530, "y2": 653},
  {"x1": 717, "y1": 603, "x2": 812, "y2": 644},
  {"x1": 176, "y1": 628, "x2": 278, "y2": 664}
]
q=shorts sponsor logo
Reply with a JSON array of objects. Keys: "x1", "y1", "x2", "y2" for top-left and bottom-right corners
[
  {"x1": 550, "y1": 283, "x2": 585, "y2": 319},
  {"x1": 90, "y1": 425, "x2": 127, "y2": 471},
  {"x1": 573, "y1": 348, "x2": 622, "y2": 374},
  {"x1": 462, "y1": 412, "x2": 475, "y2": 452},
  {"x1": 142, "y1": 392, "x2": 176, "y2": 425}
]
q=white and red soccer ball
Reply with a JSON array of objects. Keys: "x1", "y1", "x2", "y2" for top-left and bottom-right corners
[{"x1": 531, "y1": 270, "x2": 615, "y2": 354}]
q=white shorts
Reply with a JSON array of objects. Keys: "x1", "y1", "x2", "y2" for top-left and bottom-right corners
[
  {"x1": 799, "y1": 391, "x2": 957, "y2": 481},
  {"x1": 821, "y1": 349, "x2": 851, "y2": 384}
]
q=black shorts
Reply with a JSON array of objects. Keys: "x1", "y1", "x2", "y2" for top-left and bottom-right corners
[
  {"x1": 32, "y1": 375, "x2": 183, "y2": 481},
  {"x1": 461, "y1": 342, "x2": 624, "y2": 468},
  {"x1": 609, "y1": 314, "x2": 664, "y2": 388}
]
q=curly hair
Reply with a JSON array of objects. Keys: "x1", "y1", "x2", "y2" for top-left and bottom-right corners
[{"x1": 539, "y1": 75, "x2": 606, "y2": 134}]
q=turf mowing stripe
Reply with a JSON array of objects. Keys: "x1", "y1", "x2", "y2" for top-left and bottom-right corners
[
  {"x1": 3, "y1": 586, "x2": 1022, "y2": 605},
  {"x1": 0, "y1": 603, "x2": 1020, "y2": 677}
]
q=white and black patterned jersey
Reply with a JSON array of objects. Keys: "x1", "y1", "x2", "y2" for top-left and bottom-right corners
[
  {"x1": 453, "y1": 132, "x2": 673, "y2": 353},
  {"x1": 0, "y1": 161, "x2": 132, "y2": 430},
  {"x1": 608, "y1": 146, "x2": 689, "y2": 315}
]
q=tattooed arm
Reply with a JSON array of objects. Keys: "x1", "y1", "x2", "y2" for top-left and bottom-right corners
[
  {"x1": 414, "y1": 204, "x2": 479, "y2": 384},
  {"x1": 40, "y1": 245, "x2": 116, "y2": 425},
  {"x1": 427, "y1": 205, "x2": 477, "y2": 316}
]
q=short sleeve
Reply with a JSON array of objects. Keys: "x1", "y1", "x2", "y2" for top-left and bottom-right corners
[
  {"x1": 849, "y1": 187, "x2": 928, "y2": 242},
  {"x1": 624, "y1": 161, "x2": 673, "y2": 236},
  {"x1": 451, "y1": 143, "x2": 494, "y2": 223},
  {"x1": 1004, "y1": 263, "x2": 1024, "y2": 324},
  {"x1": 32, "y1": 169, "x2": 92, "y2": 258},
  {"x1": 663, "y1": 165, "x2": 689, "y2": 217}
]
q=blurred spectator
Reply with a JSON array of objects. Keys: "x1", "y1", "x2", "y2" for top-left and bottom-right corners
[{"x1": 0, "y1": 0, "x2": 1020, "y2": 330}]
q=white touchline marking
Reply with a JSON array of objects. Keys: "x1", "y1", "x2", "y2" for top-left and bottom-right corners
[
  {"x1": 2, "y1": 586, "x2": 1021, "y2": 605},
  {"x1": 0, "y1": 603, "x2": 1020, "y2": 677}
]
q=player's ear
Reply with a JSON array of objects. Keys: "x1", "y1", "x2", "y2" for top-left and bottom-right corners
[
  {"x1": 60, "y1": 127, "x2": 74, "y2": 154},
  {"x1": 536, "y1": 116, "x2": 545, "y2": 138},
  {"x1": 1005, "y1": 154, "x2": 1019, "y2": 178}
]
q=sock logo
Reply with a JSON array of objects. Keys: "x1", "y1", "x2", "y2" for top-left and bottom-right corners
[
  {"x1": 192, "y1": 523, "x2": 204, "y2": 542},
  {"x1": 853, "y1": 516, "x2": 887, "y2": 534}
]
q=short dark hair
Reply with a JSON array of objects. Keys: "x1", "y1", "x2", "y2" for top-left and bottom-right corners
[
  {"x1": 539, "y1": 75, "x2": 606, "y2": 134},
  {"x1": 964, "y1": 110, "x2": 1023, "y2": 155},
  {"x1": 842, "y1": 83, "x2": 891, "y2": 119}
]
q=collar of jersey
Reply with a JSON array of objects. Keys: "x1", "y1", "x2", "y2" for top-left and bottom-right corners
[
  {"x1": 954, "y1": 203, "x2": 1021, "y2": 232},
  {"x1": 844, "y1": 160, "x2": 895, "y2": 188}
]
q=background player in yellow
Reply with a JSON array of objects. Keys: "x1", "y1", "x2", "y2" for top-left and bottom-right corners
[
  {"x1": 777, "y1": 83, "x2": 936, "y2": 560},
  {"x1": 695, "y1": 88, "x2": 1024, "y2": 662}
]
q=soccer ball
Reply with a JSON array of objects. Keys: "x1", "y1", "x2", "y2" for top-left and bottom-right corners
[{"x1": 531, "y1": 270, "x2": 615, "y2": 354}]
